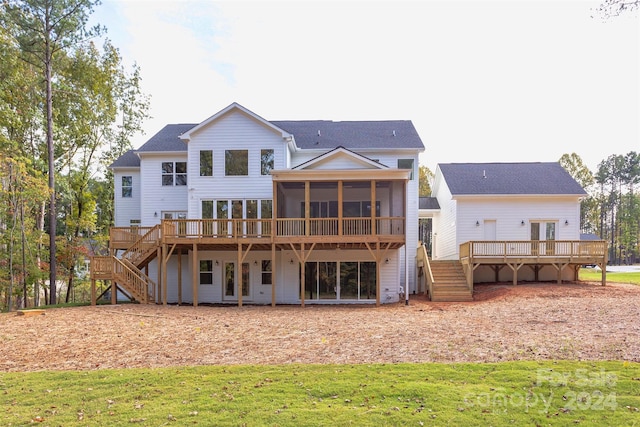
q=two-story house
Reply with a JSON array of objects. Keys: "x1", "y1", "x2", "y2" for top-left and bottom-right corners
[{"x1": 95, "y1": 102, "x2": 425, "y2": 306}]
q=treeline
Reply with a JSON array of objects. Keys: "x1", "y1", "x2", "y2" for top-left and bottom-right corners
[
  {"x1": 0, "y1": 1, "x2": 149, "y2": 311},
  {"x1": 561, "y1": 152, "x2": 640, "y2": 264}
]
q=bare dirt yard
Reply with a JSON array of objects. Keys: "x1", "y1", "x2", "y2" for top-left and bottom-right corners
[{"x1": 1, "y1": 281, "x2": 638, "y2": 372}]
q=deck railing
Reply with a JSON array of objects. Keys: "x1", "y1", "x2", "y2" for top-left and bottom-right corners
[
  {"x1": 460, "y1": 240, "x2": 607, "y2": 260},
  {"x1": 110, "y1": 227, "x2": 153, "y2": 246},
  {"x1": 161, "y1": 217, "x2": 405, "y2": 239},
  {"x1": 121, "y1": 225, "x2": 161, "y2": 266},
  {"x1": 89, "y1": 256, "x2": 156, "y2": 303}
]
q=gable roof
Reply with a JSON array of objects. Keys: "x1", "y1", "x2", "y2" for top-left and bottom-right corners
[
  {"x1": 179, "y1": 102, "x2": 291, "y2": 141},
  {"x1": 293, "y1": 146, "x2": 389, "y2": 170},
  {"x1": 111, "y1": 103, "x2": 424, "y2": 167},
  {"x1": 272, "y1": 120, "x2": 424, "y2": 150},
  {"x1": 109, "y1": 149, "x2": 140, "y2": 168},
  {"x1": 438, "y1": 162, "x2": 587, "y2": 196}
]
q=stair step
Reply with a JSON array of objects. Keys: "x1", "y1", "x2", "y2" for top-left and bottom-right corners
[{"x1": 428, "y1": 260, "x2": 474, "y2": 302}]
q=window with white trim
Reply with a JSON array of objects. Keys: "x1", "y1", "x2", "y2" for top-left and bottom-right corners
[
  {"x1": 200, "y1": 260, "x2": 213, "y2": 285},
  {"x1": 122, "y1": 176, "x2": 132, "y2": 197},
  {"x1": 162, "y1": 162, "x2": 187, "y2": 186}
]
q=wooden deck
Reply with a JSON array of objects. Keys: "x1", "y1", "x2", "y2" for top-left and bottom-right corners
[
  {"x1": 91, "y1": 217, "x2": 407, "y2": 307},
  {"x1": 459, "y1": 240, "x2": 608, "y2": 287}
]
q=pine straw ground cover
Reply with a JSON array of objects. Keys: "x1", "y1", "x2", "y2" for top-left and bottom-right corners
[{"x1": 1, "y1": 281, "x2": 639, "y2": 372}]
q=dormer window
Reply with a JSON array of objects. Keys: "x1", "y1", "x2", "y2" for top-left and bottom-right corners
[{"x1": 162, "y1": 162, "x2": 187, "y2": 186}]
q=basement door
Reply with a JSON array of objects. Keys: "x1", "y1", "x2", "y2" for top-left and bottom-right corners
[{"x1": 223, "y1": 262, "x2": 250, "y2": 301}]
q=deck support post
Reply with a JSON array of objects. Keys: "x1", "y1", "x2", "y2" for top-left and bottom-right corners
[
  {"x1": 156, "y1": 246, "x2": 162, "y2": 303},
  {"x1": 111, "y1": 281, "x2": 117, "y2": 305},
  {"x1": 90, "y1": 279, "x2": 96, "y2": 306},
  {"x1": 192, "y1": 243, "x2": 198, "y2": 307},
  {"x1": 271, "y1": 244, "x2": 276, "y2": 307},
  {"x1": 177, "y1": 249, "x2": 182, "y2": 305}
]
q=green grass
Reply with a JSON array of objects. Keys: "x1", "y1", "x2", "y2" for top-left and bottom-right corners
[
  {"x1": 2, "y1": 361, "x2": 639, "y2": 426},
  {"x1": 579, "y1": 268, "x2": 640, "y2": 285}
]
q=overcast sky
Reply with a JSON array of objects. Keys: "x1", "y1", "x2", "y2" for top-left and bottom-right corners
[{"x1": 90, "y1": 0, "x2": 639, "y2": 172}]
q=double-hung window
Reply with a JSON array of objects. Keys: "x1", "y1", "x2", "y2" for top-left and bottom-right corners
[
  {"x1": 261, "y1": 149, "x2": 274, "y2": 175},
  {"x1": 122, "y1": 176, "x2": 132, "y2": 197},
  {"x1": 162, "y1": 162, "x2": 187, "y2": 186},
  {"x1": 200, "y1": 150, "x2": 213, "y2": 176}
]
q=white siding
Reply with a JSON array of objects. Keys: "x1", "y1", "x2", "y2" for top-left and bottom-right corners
[
  {"x1": 113, "y1": 168, "x2": 141, "y2": 227},
  {"x1": 139, "y1": 153, "x2": 189, "y2": 226},
  {"x1": 455, "y1": 196, "x2": 582, "y2": 250},
  {"x1": 431, "y1": 169, "x2": 457, "y2": 260},
  {"x1": 186, "y1": 110, "x2": 286, "y2": 218}
]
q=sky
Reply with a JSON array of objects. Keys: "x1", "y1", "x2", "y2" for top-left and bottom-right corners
[{"x1": 89, "y1": 0, "x2": 639, "y2": 172}]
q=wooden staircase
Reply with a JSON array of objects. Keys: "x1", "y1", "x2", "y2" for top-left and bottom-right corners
[
  {"x1": 91, "y1": 225, "x2": 161, "y2": 304},
  {"x1": 428, "y1": 260, "x2": 474, "y2": 302}
]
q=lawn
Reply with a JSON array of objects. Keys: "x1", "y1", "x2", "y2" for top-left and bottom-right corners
[
  {"x1": 2, "y1": 361, "x2": 639, "y2": 426},
  {"x1": 579, "y1": 268, "x2": 640, "y2": 285}
]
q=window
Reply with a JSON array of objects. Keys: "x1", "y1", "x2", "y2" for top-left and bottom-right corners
[
  {"x1": 261, "y1": 260, "x2": 272, "y2": 285},
  {"x1": 225, "y1": 150, "x2": 248, "y2": 176},
  {"x1": 200, "y1": 260, "x2": 213, "y2": 285},
  {"x1": 200, "y1": 150, "x2": 213, "y2": 176},
  {"x1": 162, "y1": 162, "x2": 187, "y2": 186},
  {"x1": 261, "y1": 149, "x2": 274, "y2": 175},
  {"x1": 122, "y1": 176, "x2": 132, "y2": 197},
  {"x1": 398, "y1": 159, "x2": 414, "y2": 180}
]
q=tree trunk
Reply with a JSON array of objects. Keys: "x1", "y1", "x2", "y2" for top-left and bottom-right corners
[
  {"x1": 45, "y1": 42, "x2": 57, "y2": 305},
  {"x1": 21, "y1": 197, "x2": 27, "y2": 308}
]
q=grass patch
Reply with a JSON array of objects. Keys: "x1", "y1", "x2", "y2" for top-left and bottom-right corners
[
  {"x1": 579, "y1": 268, "x2": 640, "y2": 285},
  {"x1": 1, "y1": 361, "x2": 639, "y2": 426}
]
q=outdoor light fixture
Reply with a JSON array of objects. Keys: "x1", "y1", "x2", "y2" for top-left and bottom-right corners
[
  {"x1": 521, "y1": 220, "x2": 525, "y2": 226},
  {"x1": 254, "y1": 260, "x2": 258, "y2": 266},
  {"x1": 215, "y1": 260, "x2": 219, "y2": 266},
  {"x1": 154, "y1": 211, "x2": 158, "y2": 217},
  {"x1": 475, "y1": 221, "x2": 480, "y2": 227},
  {"x1": 289, "y1": 258, "x2": 294, "y2": 265},
  {"x1": 565, "y1": 220, "x2": 569, "y2": 226},
  {"x1": 385, "y1": 258, "x2": 390, "y2": 264}
]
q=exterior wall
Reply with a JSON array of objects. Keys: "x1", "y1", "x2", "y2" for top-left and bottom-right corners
[
  {"x1": 455, "y1": 196, "x2": 582, "y2": 251},
  {"x1": 431, "y1": 175, "x2": 457, "y2": 260},
  {"x1": 159, "y1": 249, "x2": 401, "y2": 305},
  {"x1": 186, "y1": 110, "x2": 285, "y2": 218},
  {"x1": 113, "y1": 168, "x2": 141, "y2": 227},
  {"x1": 139, "y1": 153, "x2": 189, "y2": 226}
]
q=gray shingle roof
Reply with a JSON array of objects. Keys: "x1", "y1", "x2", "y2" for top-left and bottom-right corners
[
  {"x1": 439, "y1": 162, "x2": 587, "y2": 196},
  {"x1": 419, "y1": 196, "x2": 440, "y2": 210},
  {"x1": 136, "y1": 124, "x2": 194, "y2": 152},
  {"x1": 272, "y1": 120, "x2": 424, "y2": 150},
  {"x1": 111, "y1": 117, "x2": 424, "y2": 167},
  {"x1": 109, "y1": 149, "x2": 140, "y2": 168}
]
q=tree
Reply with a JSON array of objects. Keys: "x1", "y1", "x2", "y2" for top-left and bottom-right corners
[
  {"x1": 418, "y1": 165, "x2": 434, "y2": 197},
  {"x1": 2, "y1": 0, "x2": 102, "y2": 304},
  {"x1": 594, "y1": 0, "x2": 639, "y2": 18},
  {"x1": 559, "y1": 153, "x2": 597, "y2": 234}
]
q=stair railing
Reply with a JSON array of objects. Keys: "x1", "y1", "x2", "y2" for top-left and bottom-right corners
[
  {"x1": 121, "y1": 224, "x2": 162, "y2": 267},
  {"x1": 112, "y1": 256, "x2": 156, "y2": 303}
]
